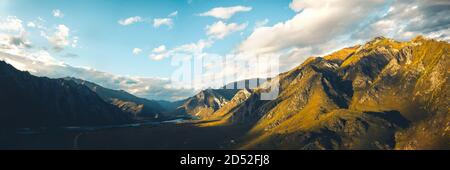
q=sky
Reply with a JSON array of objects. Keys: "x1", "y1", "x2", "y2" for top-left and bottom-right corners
[{"x1": 0, "y1": 0, "x2": 449, "y2": 101}]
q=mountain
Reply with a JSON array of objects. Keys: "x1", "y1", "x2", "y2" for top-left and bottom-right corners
[
  {"x1": 1, "y1": 36, "x2": 447, "y2": 150},
  {"x1": 0, "y1": 60, "x2": 132, "y2": 128},
  {"x1": 172, "y1": 89, "x2": 240, "y2": 119},
  {"x1": 64, "y1": 77, "x2": 168, "y2": 120},
  {"x1": 170, "y1": 78, "x2": 268, "y2": 119},
  {"x1": 198, "y1": 36, "x2": 449, "y2": 149}
]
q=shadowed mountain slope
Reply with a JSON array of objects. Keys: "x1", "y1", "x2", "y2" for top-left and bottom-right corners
[
  {"x1": 0, "y1": 61, "x2": 132, "y2": 128},
  {"x1": 64, "y1": 77, "x2": 168, "y2": 120}
]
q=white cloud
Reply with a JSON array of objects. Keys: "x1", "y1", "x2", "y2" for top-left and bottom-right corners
[
  {"x1": 52, "y1": 9, "x2": 64, "y2": 18},
  {"x1": 239, "y1": 0, "x2": 387, "y2": 55},
  {"x1": 351, "y1": 0, "x2": 450, "y2": 42},
  {"x1": 289, "y1": 0, "x2": 305, "y2": 12},
  {"x1": 27, "y1": 17, "x2": 48, "y2": 30},
  {"x1": 62, "y1": 53, "x2": 79, "y2": 58},
  {"x1": 27, "y1": 22, "x2": 36, "y2": 28},
  {"x1": 168, "y1": 11, "x2": 178, "y2": 17},
  {"x1": 199, "y1": 6, "x2": 252, "y2": 20},
  {"x1": 150, "y1": 45, "x2": 167, "y2": 60},
  {"x1": 0, "y1": 16, "x2": 195, "y2": 101},
  {"x1": 3, "y1": 1, "x2": 449, "y2": 101},
  {"x1": 45, "y1": 24, "x2": 71, "y2": 51},
  {"x1": 240, "y1": 0, "x2": 450, "y2": 57},
  {"x1": 150, "y1": 39, "x2": 213, "y2": 61},
  {"x1": 226, "y1": 0, "x2": 450, "y2": 84},
  {"x1": 153, "y1": 18, "x2": 173, "y2": 28},
  {"x1": 151, "y1": 54, "x2": 165, "y2": 61},
  {"x1": 132, "y1": 48, "x2": 142, "y2": 55},
  {"x1": 206, "y1": 21, "x2": 248, "y2": 39},
  {"x1": 0, "y1": 49, "x2": 63, "y2": 68},
  {"x1": 0, "y1": 34, "x2": 32, "y2": 50},
  {"x1": 153, "y1": 45, "x2": 166, "y2": 53},
  {"x1": 0, "y1": 16, "x2": 24, "y2": 33},
  {"x1": 118, "y1": 16, "x2": 143, "y2": 26}
]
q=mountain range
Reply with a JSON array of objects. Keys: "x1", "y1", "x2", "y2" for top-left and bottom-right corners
[
  {"x1": 188, "y1": 36, "x2": 449, "y2": 149},
  {"x1": 0, "y1": 61, "x2": 132, "y2": 127},
  {"x1": 0, "y1": 36, "x2": 448, "y2": 149}
]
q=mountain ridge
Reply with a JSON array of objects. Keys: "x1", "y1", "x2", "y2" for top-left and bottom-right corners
[
  {"x1": 0, "y1": 60, "x2": 132, "y2": 128},
  {"x1": 196, "y1": 36, "x2": 449, "y2": 149},
  {"x1": 64, "y1": 77, "x2": 170, "y2": 120},
  {"x1": 0, "y1": 36, "x2": 447, "y2": 150}
]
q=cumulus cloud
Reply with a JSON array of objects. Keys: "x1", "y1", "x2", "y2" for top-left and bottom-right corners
[
  {"x1": 0, "y1": 16, "x2": 24, "y2": 33},
  {"x1": 240, "y1": 0, "x2": 449, "y2": 57},
  {"x1": 0, "y1": 49, "x2": 62, "y2": 69},
  {"x1": 152, "y1": 11, "x2": 179, "y2": 29},
  {"x1": 118, "y1": 16, "x2": 143, "y2": 26},
  {"x1": 132, "y1": 48, "x2": 142, "y2": 55},
  {"x1": 0, "y1": 34, "x2": 32, "y2": 52},
  {"x1": 44, "y1": 24, "x2": 71, "y2": 51},
  {"x1": 239, "y1": 0, "x2": 388, "y2": 55},
  {"x1": 205, "y1": 21, "x2": 247, "y2": 39},
  {"x1": 254, "y1": 19, "x2": 269, "y2": 29},
  {"x1": 52, "y1": 9, "x2": 64, "y2": 18},
  {"x1": 177, "y1": 39, "x2": 214, "y2": 53},
  {"x1": 199, "y1": 6, "x2": 252, "y2": 20},
  {"x1": 150, "y1": 39, "x2": 213, "y2": 61},
  {"x1": 3, "y1": 1, "x2": 449, "y2": 100},
  {"x1": 153, "y1": 45, "x2": 166, "y2": 53},
  {"x1": 351, "y1": 0, "x2": 450, "y2": 41},
  {"x1": 150, "y1": 45, "x2": 167, "y2": 60},
  {"x1": 0, "y1": 16, "x2": 31, "y2": 50},
  {"x1": 26, "y1": 17, "x2": 48, "y2": 30},
  {"x1": 223, "y1": 0, "x2": 450, "y2": 86},
  {"x1": 289, "y1": 0, "x2": 306, "y2": 12},
  {"x1": 153, "y1": 18, "x2": 173, "y2": 28},
  {"x1": 62, "y1": 53, "x2": 79, "y2": 58},
  {"x1": 0, "y1": 16, "x2": 195, "y2": 101}
]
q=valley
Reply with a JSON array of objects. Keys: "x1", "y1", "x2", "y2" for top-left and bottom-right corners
[
  {"x1": 0, "y1": 119, "x2": 249, "y2": 149},
  {"x1": 0, "y1": 36, "x2": 448, "y2": 150}
]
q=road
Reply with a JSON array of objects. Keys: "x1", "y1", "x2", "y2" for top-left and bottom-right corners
[{"x1": 73, "y1": 132, "x2": 84, "y2": 149}]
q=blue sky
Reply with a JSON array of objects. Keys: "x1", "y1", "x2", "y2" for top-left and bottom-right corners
[
  {"x1": 0, "y1": 0, "x2": 448, "y2": 101},
  {"x1": 0, "y1": 0, "x2": 295, "y2": 77}
]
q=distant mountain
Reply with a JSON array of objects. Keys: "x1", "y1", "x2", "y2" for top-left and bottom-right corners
[
  {"x1": 170, "y1": 78, "x2": 268, "y2": 119},
  {"x1": 0, "y1": 60, "x2": 132, "y2": 128},
  {"x1": 1, "y1": 36, "x2": 447, "y2": 150},
  {"x1": 64, "y1": 77, "x2": 168, "y2": 120},
  {"x1": 198, "y1": 36, "x2": 449, "y2": 149},
  {"x1": 168, "y1": 78, "x2": 267, "y2": 119},
  {"x1": 172, "y1": 89, "x2": 240, "y2": 119}
]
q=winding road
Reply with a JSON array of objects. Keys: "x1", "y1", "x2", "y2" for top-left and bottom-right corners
[{"x1": 73, "y1": 133, "x2": 84, "y2": 149}]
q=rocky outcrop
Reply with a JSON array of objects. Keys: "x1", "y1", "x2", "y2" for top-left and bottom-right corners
[{"x1": 173, "y1": 89, "x2": 240, "y2": 118}]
